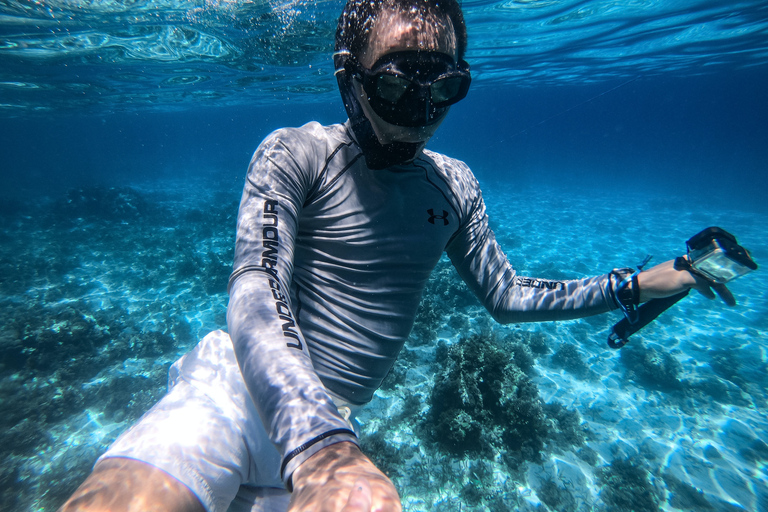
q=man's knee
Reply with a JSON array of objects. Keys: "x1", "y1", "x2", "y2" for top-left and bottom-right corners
[{"x1": 58, "y1": 457, "x2": 205, "y2": 512}]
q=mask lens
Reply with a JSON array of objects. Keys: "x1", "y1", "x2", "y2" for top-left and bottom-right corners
[
  {"x1": 355, "y1": 51, "x2": 471, "y2": 127},
  {"x1": 431, "y1": 76, "x2": 464, "y2": 105},
  {"x1": 375, "y1": 74, "x2": 411, "y2": 103}
]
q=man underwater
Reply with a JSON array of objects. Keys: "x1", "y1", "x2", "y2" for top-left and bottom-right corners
[{"x1": 60, "y1": 0, "x2": 734, "y2": 511}]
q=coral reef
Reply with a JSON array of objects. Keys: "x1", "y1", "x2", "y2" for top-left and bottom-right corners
[
  {"x1": 551, "y1": 342, "x2": 597, "y2": 381},
  {"x1": 427, "y1": 331, "x2": 584, "y2": 463},
  {"x1": 524, "y1": 331, "x2": 552, "y2": 357},
  {"x1": 619, "y1": 343, "x2": 682, "y2": 392},
  {"x1": 598, "y1": 458, "x2": 661, "y2": 512},
  {"x1": 506, "y1": 336, "x2": 536, "y2": 374},
  {"x1": 0, "y1": 184, "x2": 236, "y2": 510},
  {"x1": 538, "y1": 479, "x2": 577, "y2": 512},
  {"x1": 55, "y1": 187, "x2": 154, "y2": 222},
  {"x1": 359, "y1": 430, "x2": 412, "y2": 479},
  {"x1": 409, "y1": 258, "x2": 476, "y2": 346},
  {"x1": 662, "y1": 472, "x2": 714, "y2": 510},
  {"x1": 2, "y1": 181, "x2": 766, "y2": 511}
]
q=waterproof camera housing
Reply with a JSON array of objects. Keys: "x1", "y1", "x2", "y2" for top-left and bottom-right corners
[
  {"x1": 687, "y1": 227, "x2": 757, "y2": 284},
  {"x1": 608, "y1": 226, "x2": 757, "y2": 349}
]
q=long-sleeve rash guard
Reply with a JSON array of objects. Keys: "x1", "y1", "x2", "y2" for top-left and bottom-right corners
[{"x1": 227, "y1": 121, "x2": 622, "y2": 487}]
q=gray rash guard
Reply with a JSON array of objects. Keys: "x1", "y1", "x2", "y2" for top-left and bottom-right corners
[{"x1": 227, "y1": 121, "x2": 623, "y2": 487}]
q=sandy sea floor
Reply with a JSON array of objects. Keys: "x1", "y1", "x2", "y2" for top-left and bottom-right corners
[{"x1": 1, "y1": 176, "x2": 765, "y2": 511}]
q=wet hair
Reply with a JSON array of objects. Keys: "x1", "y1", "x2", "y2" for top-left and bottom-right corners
[{"x1": 335, "y1": 0, "x2": 468, "y2": 61}]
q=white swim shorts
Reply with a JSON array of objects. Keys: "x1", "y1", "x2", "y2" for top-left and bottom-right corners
[{"x1": 100, "y1": 330, "x2": 295, "y2": 512}]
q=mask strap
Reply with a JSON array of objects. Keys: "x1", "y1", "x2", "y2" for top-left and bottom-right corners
[
  {"x1": 336, "y1": 69, "x2": 422, "y2": 169},
  {"x1": 333, "y1": 49, "x2": 352, "y2": 76}
]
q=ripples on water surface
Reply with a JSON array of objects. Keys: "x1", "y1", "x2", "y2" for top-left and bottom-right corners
[
  {"x1": 1, "y1": 1, "x2": 767, "y2": 511},
  {"x1": 1, "y1": 0, "x2": 767, "y2": 112}
]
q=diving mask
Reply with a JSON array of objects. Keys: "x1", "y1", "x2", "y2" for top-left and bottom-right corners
[{"x1": 347, "y1": 50, "x2": 471, "y2": 127}]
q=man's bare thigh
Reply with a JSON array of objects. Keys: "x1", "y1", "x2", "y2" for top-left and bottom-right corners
[{"x1": 59, "y1": 457, "x2": 205, "y2": 512}]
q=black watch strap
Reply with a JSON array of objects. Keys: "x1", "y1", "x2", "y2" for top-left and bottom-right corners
[{"x1": 616, "y1": 272, "x2": 640, "y2": 308}]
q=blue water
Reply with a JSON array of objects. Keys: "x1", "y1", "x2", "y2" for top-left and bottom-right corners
[{"x1": 1, "y1": 0, "x2": 767, "y2": 510}]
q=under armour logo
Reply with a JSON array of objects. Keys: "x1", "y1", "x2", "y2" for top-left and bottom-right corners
[{"x1": 427, "y1": 209, "x2": 449, "y2": 226}]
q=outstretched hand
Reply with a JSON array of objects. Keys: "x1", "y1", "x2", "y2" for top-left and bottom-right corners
[
  {"x1": 289, "y1": 442, "x2": 401, "y2": 512},
  {"x1": 637, "y1": 259, "x2": 736, "y2": 306}
]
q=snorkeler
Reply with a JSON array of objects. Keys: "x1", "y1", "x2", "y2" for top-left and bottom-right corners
[{"x1": 59, "y1": 0, "x2": 736, "y2": 511}]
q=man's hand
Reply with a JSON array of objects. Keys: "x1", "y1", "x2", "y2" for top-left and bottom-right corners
[
  {"x1": 637, "y1": 259, "x2": 736, "y2": 306},
  {"x1": 289, "y1": 442, "x2": 401, "y2": 512}
]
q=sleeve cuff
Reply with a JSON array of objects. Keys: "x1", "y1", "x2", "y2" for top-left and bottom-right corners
[
  {"x1": 281, "y1": 429, "x2": 359, "y2": 492},
  {"x1": 607, "y1": 268, "x2": 635, "y2": 310}
]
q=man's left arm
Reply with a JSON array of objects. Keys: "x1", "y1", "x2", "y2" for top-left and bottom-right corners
[
  {"x1": 636, "y1": 258, "x2": 735, "y2": 305},
  {"x1": 445, "y1": 177, "x2": 733, "y2": 324}
]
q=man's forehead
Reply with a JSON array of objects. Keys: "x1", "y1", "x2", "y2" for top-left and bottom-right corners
[{"x1": 360, "y1": 8, "x2": 457, "y2": 66}]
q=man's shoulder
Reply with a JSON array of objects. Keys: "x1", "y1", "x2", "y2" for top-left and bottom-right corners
[
  {"x1": 420, "y1": 149, "x2": 469, "y2": 172},
  {"x1": 419, "y1": 149, "x2": 480, "y2": 195},
  {"x1": 250, "y1": 122, "x2": 357, "y2": 182},
  {"x1": 267, "y1": 121, "x2": 351, "y2": 148}
]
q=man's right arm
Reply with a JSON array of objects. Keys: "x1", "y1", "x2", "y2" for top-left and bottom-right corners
[
  {"x1": 227, "y1": 127, "x2": 358, "y2": 489},
  {"x1": 288, "y1": 442, "x2": 401, "y2": 512}
]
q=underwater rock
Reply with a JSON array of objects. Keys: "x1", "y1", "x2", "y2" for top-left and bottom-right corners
[
  {"x1": 543, "y1": 402, "x2": 587, "y2": 448},
  {"x1": 703, "y1": 445, "x2": 722, "y2": 461},
  {"x1": 0, "y1": 182, "x2": 238, "y2": 509},
  {"x1": 0, "y1": 300, "x2": 170, "y2": 506},
  {"x1": 359, "y1": 430, "x2": 408, "y2": 479},
  {"x1": 460, "y1": 460, "x2": 496, "y2": 506},
  {"x1": 689, "y1": 376, "x2": 750, "y2": 406},
  {"x1": 739, "y1": 438, "x2": 768, "y2": 464},
  {"x1": 379, "y1": 358, "x2": 408, "y2": 391},
  {"x1": 576, "y1": 445, "x2": 600, "y2": 466},
  {"x1": 708, "y1": 348, "x2": 751, "y2": 391}
]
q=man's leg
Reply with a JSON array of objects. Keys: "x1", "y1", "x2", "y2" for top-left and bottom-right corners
[
  {"x1": 57, "y1": 330, "x2": 283, "y2": 512},
  {"x1": 58, "y1": 458, "x2": 204, "y2": 512}
]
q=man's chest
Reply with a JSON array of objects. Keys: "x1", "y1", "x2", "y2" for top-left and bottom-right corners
[{"x1": 295, "y1": 164, "x2": 458, "y2": 274}]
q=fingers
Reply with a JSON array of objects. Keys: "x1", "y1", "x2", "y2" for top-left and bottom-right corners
[
  {"x1": 289, "y1": 443, "x2": 401, "y2": 512},
  {"x1": 637, "y1": 259, "x2": 739, "y2": 307},
  {"x1": 694, "y1": 284, "x2": 716, "y2": 300},
  {"x1": 712, "y1": 282, "x2": 737, "y2": 306},
  {"x1": 341, "y1": 478, "x2": 372, "y2": 512},
  {"x1": 690, "y1": 274, "x2": 737, "y2": 306}
]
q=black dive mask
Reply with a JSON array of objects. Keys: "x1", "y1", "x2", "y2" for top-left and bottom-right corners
[
  {"x1": 334, "y1": 50, "x2": 470, "y2": 170},
  {"x1": 348, "y1": 51, "x2": 471, "y2": 127}
]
